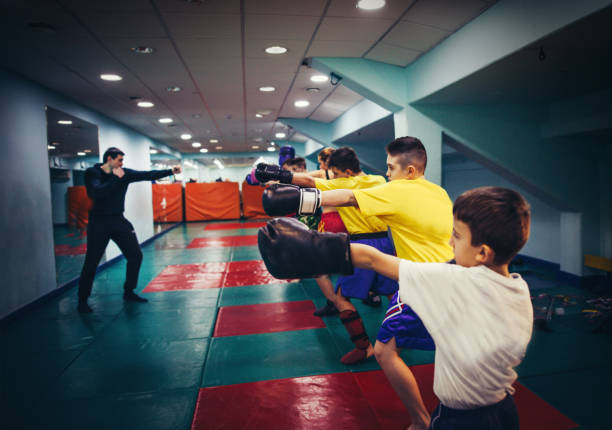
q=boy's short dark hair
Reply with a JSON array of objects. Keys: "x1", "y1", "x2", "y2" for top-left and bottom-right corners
[
  {"x1": 454, "y1": 187, "x2": 531, "y2": 265},
  {"x1": 328, "y1": 146, "x2": 361, "y2": 173},
  {"x1": 103, "y1": 147, "x2": 124, "y2": 163},
  {"x1": 282, "y1": 157, "x2": 306, "y2": 170},
  {"x1": 318, "y1": 147, "x2": 335, "y2": 164},
  {"x1": 386, "y1": 136, "x2": 427, "y2": 173}
]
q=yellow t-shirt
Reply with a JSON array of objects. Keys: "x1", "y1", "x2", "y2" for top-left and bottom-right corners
[
  {"x1": 315, "y1": 175, "x2": 388, "y2": 235},
  {"x1": 353, "y1": 178, "x2": 454, "y2": 262}
]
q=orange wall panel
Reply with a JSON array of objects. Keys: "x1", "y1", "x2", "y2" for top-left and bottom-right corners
[
  {"x1": 185, "y1": 182, "x2": 240, "y2": 221},
  {"x1": 67, "y1": 186, "x2": 93, "y2": 229},
  {"x1": 152, "y1": 183, "x2": 183, "y2": 222},
  {"x1": 241, "y1": 181, "x2": 269, "y2": 219}
]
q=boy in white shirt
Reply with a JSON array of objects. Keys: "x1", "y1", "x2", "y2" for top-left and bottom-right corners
[{"x1": 258, "y1": 186, "x2": 533, "y2": 429}]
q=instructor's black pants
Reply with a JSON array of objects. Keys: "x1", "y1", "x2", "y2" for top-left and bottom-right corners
[{"x1": 78, "y1": 215, "x2": 143, "y2": 300}]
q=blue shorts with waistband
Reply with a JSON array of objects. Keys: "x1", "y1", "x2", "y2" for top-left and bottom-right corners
[
  {"x1": 376, "y1": 291, "x2": 435, "y2": 351},
  {"x1": 429, "y1": 394, "x2": 519, "y2": 430},
  {"x1": 335, "y1": 234, "x2": 398, "y2": 300}
]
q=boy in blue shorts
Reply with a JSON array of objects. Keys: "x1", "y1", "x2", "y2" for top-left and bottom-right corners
[{"x1": 259, "y1": 186, "x2": 533, "y2": 430}]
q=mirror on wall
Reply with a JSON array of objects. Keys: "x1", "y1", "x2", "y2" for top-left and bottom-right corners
[
  {"x1": 149, "y1": 146, "x2": 182, "y2": 233},
  {"x1": 46, "y1": 106, "x2": 100, "y2": 287}
]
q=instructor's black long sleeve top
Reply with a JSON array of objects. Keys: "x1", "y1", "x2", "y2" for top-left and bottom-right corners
[{"x1": 85, "y1": 163, "x2": 173, "y2": 217}]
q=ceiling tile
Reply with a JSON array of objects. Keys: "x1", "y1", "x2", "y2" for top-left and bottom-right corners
[
  {"x1": 326, "y1": 0, "x2": 415, "y2": 19},
  {"x1": 365, "y1": 42, "x2": 421, "y2": 66},
  {"x1": 403, "y1": 0, "x2": 490, "y2": 31},
  {"x1": 315, "y1": 17, "x2": 394, "y2": 42},
  {"x1": 382, "y1": 20, "x2": 449, "y2": 51},
  {"x1": 163, "y1": 13, "x2": 240, "y2": 38},
  {"x1": 245, "y1": 0, "x2": 327, "y2": 16},
  {"x1": 155, "y1": 0, "x2": 240, "y2": 14},
  {"x1": 245, "y1": 15, "x2": 320, "y2": 40},
  {"x1": 307, "y1": 40, "x2": 370, "y2": 57},
  {"x1": 78, "y1": 13, "x2": 167, "y2": 38}
]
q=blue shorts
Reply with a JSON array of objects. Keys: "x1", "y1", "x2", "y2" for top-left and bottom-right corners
[
  {"x1": 376, "y1": 291, "x2": 435, "y2": 351},
  {"x1": 429, "y1": 394, "x2": 519, "y2": 430},
  {"x1": 335, "y1": 236, "x2": 398, "y2": 300}
]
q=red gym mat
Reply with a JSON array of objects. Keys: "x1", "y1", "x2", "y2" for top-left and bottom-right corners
[
  {"x1": 54, "y1": 243, "x2": 87, "y2": 256},
  {"x1": 186, "y1": 235, "x2": 258, "y2": 248},
  {"x1": 214, "y1": 300, "x2": 326, "y2": 337},
  {"x1": 205, "y1": 221, "x2": 267, "y2": 230},
  {"x1": 192, "y1": 364, "x2": 577, "y2": 430},
  {"x1": 143, "y1": 260, "x2": 290, "y2": 293}
]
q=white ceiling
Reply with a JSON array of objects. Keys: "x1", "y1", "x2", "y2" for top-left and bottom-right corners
[{"x1": 0, "y1": 0, "x2": 496, "y2": 157}]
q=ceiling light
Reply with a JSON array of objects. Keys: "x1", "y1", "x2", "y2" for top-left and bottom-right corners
[
  {"x1": 77, "y1": 152, "x2": 86, "y2": 156},
  {"x1": 192, "y1": 142, "x2": 202, "y2": 148},
  {"x1": 254, "y1": 137, "x2": 263, "y2": 143},
  {"x1": 150, "y1": 149, "x2": 158, "y2": 154},
  {"x1": 84, "y1": 149, "x2": 92, "y2": 153},
  {"x1": 58, "y1": 120, "x2": 72, "y2": 125},
  {"x1": 259, "y1": 86, "x2": 275, "y2": 92},
  {"x1": 167, "y1": 86, "x2": 182, "y2": 92},
  {"x1": 137, "y1": 101, "x2": 154, "y2": 108},
  {"x1": 214, "y1": 159, "x2": 224, "y2": 169},
  {"x1": 255, "y1": 113, "x2": 263, "y2": 118},
  {"x1": 265, "y1": 46, "x2": 287, "y2": 54},
  {"x1": 306, "y1": 87, "x2": 320, "y2": 93},
  {"x1": 192, "y1": 113, "x2": 201, "y2": 118},
  {"x1": 158, "y1": 117, "x2": 173, "y2": 124},
  {"x1": 310, "y1": 75, "x2": 329, "y2": 83},
  {"x1": 267, "y1": 146, "x2": 276, "y2": 152},
  {"x1": 47, "y1": 145, "x2": 56, "y2": 150},
  {"x1": 199, "y1": 148, "x2": 208, "y2": 153},
  {"x1": 252, "y1": 145, "x2": 260, "y2": 149},
  {"x1": 130, "y1": 46, "x2": 155, "y2": 54},
  {"x1": 180, "y1": 133, "x2": 192, "y2": 140},
  {"x1": 356, "y1": 0, "x2": 386, "y2": 10},
  {"x1": 215, "y1": 146, "x2": 223, "y2": 150},
  {"x1": 210, "y1": 139, "x2": 219, "y2": 143},
  {"x1": 100, "y1": 74, "x2": 123, "y2": 81},
  {"x1": 275, "y1": 132, "x2": 286, "y2": 139},
  {"x1": 294, "y1": 100, "x2": 310, "y2": 107}
]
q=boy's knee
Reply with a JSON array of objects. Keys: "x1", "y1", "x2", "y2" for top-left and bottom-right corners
[{"x1": 374, "y1": 340, "x2": 394, "y2": 364}]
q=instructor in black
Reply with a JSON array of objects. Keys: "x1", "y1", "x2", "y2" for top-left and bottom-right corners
[{"x1": 77, "y1": 147, "x2": 181, "y2": 313}]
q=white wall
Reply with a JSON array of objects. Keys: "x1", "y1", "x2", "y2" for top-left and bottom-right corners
[{"x1": 443, "y1": 153, "x2": 561, "y2": 264}]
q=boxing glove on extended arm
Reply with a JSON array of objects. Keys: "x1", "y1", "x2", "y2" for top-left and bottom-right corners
[
  {"x1": 254, "y1": 163, "x2": 293, "y2": 184},
  {"x1": 262, "y1": 184, "x2": 321, "y2": 216},
  {"x1": 258, "y1": 217, "x2": 353, "y2": 279}
]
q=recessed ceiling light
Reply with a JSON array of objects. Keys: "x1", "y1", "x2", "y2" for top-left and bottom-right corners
[
  {"x1": 209, "y1": 139, "x2": 219, "y2": 143},
  {"x1": 158, "y1": 117, "x2": 173, "y2": 124},
  {"x1": 265, "y1": 46, "x2": 287, "y2": 54},
  {"x1": 137, "y1": 101, "x2": 154, "y2": 108},
  {"x1": 254, "y1": 137, "x2": 263, "y2": 143},
  {"x1": 100, "y1": 74, "x2": 123, "y2": 81},
  {"x1": 259, "y1": 86, "x2": 275, "y2": 92},
  {"x1": 306, "y1": 87, "x2": 320, "y2": 93},
  {"x1": 192, "y1": 113, "x2": 201, "y2": 118},
  {"x1": 275, "y1": 132, "x2": 286, "y2": 139},
  {"x1": 294, "y1": 100, "x2": 310, "y2": 107},
  {"x1": 58, "y1": 120, "x2": 72, "y2": 125},
  {"x1": 130, "y1": 46, "x2": 155, "y2": 54},
  {"x1": 180, "y1": 134, "x2": 192, "y2": 140},
  {"x1": 167, "y1": 86, "x2": 182, "y2": 92},
  {"x1": 252, "y1": 145, "x2": 260, "y2": 149},
  {"x1": 310, "y1": 75, "x2": 329, "y2": 83},
  {"x1": 199, "y1": 148, "x2": 208, "y2": 153},
  {"x1": 77, "y1": 152, "x2": 86, "y2": 156},
  {"x1": 84, "y1": 149, "x2": 92, "y2": 153},
  {"x1": 267, "y1": 146, "x2": 276, "y2": 152},
  {"x1": 215, "y1": 146, "x2": 223, "y2": 150},
  {"x1": 47, "y1": 145, "x2": 56, "y2": 150},
  {"x1": 192, "y1": 142, "x2": 201, "y2": 148},
  {"x1": 255, "y1": 113, "x2": 263, "y2": 118},
  {"x1": 356, "y1": 0, "x2": 386, "y2": 10},
  {"x1": 150, "y1": 149, "x2": 158, "y2": 154}
]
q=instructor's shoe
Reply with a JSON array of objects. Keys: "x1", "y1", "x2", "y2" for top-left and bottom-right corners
[
  {"x1": 123, "y1": 291, "x2": 148, "y2": 303},
  {"x1": 362, "y1": 292, "x2": 382, "y2": 308},
  {"x1": 77, "y1": 301, "x2": 93, "y2": 314},
  {"x1": 313, "y1": 300, "x2": 339, "y2": 317}
]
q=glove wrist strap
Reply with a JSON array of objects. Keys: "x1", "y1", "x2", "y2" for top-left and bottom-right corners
[{"x1": 298, "y1": 188, "x2": 320, "y2": 215}]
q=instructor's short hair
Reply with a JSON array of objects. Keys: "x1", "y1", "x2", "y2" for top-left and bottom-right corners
[
  {"x1": 453, "y1": 187, "x2": 531, "y2": 265},
  {"x1": 103, "y1": 147, "x2": 125, "y2": 162},
  {"x1": 328, "y1": 146, "x2": 361, "y2": 173},
  {"x1": 386, "y1": 137, "x2": 427, "y2": 173}
]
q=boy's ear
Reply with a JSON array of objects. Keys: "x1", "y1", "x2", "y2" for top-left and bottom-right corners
[{"x1": 476, "y1": 244, "x2": 496, "y2": 265}]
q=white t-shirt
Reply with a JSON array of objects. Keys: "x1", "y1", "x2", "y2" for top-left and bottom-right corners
[{"x1": 398, "y1": 261, "x2": 533, "y2": 409}]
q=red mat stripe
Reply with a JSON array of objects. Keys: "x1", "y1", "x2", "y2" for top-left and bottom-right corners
[
  {"x1": 186, "y1": 235, "x2": 258, "y2": 248},
  {"x1": 191, "y1": 365, "x2": 578, "y2": 430},
  {"x1": 205, "y1": 222, "x2": 267, "y2": 230}
]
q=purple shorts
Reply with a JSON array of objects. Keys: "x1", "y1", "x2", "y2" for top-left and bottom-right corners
[
  {"x1": 377, "y1": 291, "x2": 435, "y2": 351},
  {"x1": 335, "y1": 235, "x2": 399, "y2": 300}
]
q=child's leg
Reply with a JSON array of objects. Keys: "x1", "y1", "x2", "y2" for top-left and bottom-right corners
[
  {"x1": 334, "y1": 288, "x2": 374, "y2": 364},
  {"x1": 375, "y1": 338, "x2": 430, "y2": 430}
]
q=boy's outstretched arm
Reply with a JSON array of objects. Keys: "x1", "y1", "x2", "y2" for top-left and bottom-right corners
[{"x1": 351, "y1": 243, "x2": 400, "y2": 281}]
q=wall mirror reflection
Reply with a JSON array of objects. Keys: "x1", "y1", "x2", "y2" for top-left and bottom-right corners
[
  {"x1": 46, "y1": 106, "x2": 101, "y2": 287},
  {"x1": 149, "y1": 146, "x2": 183, "y2": 233}
]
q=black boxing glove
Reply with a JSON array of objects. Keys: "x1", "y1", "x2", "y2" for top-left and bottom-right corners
[
  {"x1": 258, "y1": 217, "x2": 353, "y2": 279},
  {"x1": 254, "y1": 163, "x2": 293, "y2": 184},
  {"x1": 262, "y1": 184, "x2": 321, "y2": 216}
]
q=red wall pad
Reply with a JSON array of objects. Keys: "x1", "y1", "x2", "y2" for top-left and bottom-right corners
[
  {"x1": 192, "y1": 365, "x2": 577, "y2": 430},
  {"x1": 214, "y1": 300, "x2": 326, "y2": 337},
  {"x1": 185, "y1": 182, "x2": 240, "y2": 221},
  {"x1": 205, "y1": 221, "x2": 267, "y2": 230},
  {"x1": 152, "y1": 183, "x2": 183, "y2": 222},
  {"x1": 67, "y1": 185, "x2": 93, "y2": 229},
  {"x1": 241, "y1": 181, "x2": 269, "y2": 219},
  {"x1": 186, "y1": 235, "x2": 258, "y2": 248}
]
